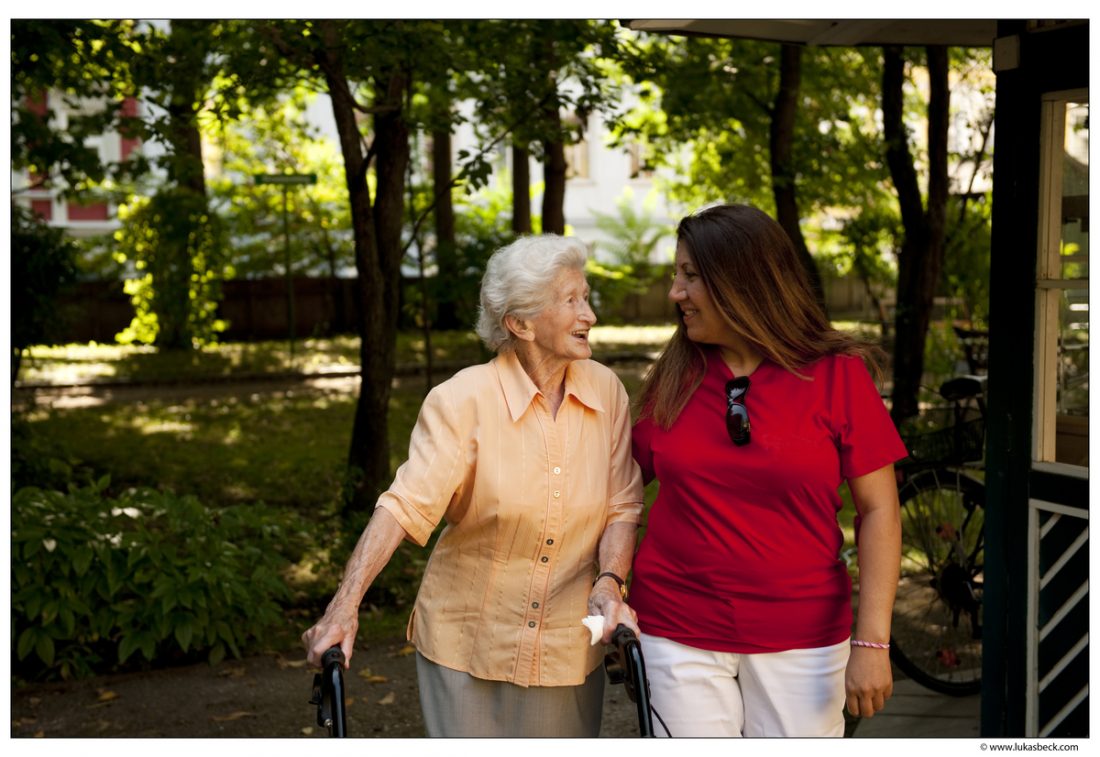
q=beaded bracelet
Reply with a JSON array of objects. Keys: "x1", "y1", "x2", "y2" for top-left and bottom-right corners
[{"x1": 851, "y1": 639, "x2": 890, "y2": 649}]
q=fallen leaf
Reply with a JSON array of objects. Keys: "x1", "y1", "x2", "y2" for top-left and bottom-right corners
[
  {"x1": 356, "y1": 667, "x2": 374, "y2": 679},
  {"x1": 211, "y1": 711, "x2": 256, "y2": 722},
  {"x1": 378, "y1": 692, "x2": 396, "y2": 705},
  {"x1": 301, "y1": 726, "x2": 315, "y2": 736},
  {"x1": 96, "y1": 720, "x2": 113, "y2": 732},
  {"x1": 365, "y1": 674, "x2": 388, "y2": 684},
  {"x1": 34, "y1": 731, "x2": 45, "y2": 738},
  {"x1": 95, "y1": 690, "x2": 119, "y2": 703},
  {"x1": 391, "y1": 644, "x2": 416, "y2": 658},
  {"x1": 276, "y1": 657, "x2": 308, "y2": 669},
  {"x1": 218, "y1": 666, "x2": 247, "y2": 678}
]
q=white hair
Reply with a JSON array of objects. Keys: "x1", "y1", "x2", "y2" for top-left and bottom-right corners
[{"x1": 476, "y1": 234, "x2": 590, "y2": 353}]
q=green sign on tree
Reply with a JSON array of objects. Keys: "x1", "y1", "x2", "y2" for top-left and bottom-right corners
[{"x1": 254, "y1": 173, "x2": 317, "y2": 185}]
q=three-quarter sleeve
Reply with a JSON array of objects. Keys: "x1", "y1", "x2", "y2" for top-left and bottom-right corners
[{"x1": 376, "y1": 383, "x2": 470, "y2": 546}]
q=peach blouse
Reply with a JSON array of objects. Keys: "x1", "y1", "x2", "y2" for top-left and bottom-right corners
[{"x1": 377, "y1": 350, "x2": 644, "y2": 687}]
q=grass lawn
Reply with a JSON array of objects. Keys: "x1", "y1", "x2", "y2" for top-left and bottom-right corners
[
  {"x1": 14, "y1": 328, "x2": 673, "y2": 510},
  {"x1": 17, "y1": 325, "x2": 676, "y2": 386}
]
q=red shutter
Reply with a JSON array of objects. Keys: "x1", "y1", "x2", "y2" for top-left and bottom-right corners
[
  {"x1": 30, "y1": 199, "x2": 53, "y2": 220},
  {"x1": 68, "y1": 202, "x2": 109, "y2": 221},
  {"x1": 120, "y1": 97, "x2": 141, "y2": 160}
]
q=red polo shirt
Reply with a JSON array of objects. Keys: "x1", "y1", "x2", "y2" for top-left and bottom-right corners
[{"x1": 630, "y1": 349, "x2": 906, "y2": 653}]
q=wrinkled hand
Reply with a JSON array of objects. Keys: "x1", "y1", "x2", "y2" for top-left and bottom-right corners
[
  {"x1": 587, "y1": 583, "x2": 639, "y2": 644},
  {"x1": 302, "y1": 603, "x2": 359, "y2": 669},
  {"x1": 845, "y1": 646, "x2": 893, "y2": 717}
]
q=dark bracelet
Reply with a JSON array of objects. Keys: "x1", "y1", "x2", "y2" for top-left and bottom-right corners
[{"x1": 594, "y1": 571, "x2": 628, "y2": 600}]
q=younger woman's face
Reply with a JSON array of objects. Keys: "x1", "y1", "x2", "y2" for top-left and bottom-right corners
[{"x1": 669, "y1": 242, "x2": 725, "y2": 345}]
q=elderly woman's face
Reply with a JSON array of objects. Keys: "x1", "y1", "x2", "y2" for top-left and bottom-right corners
[{"x1": 528, "y1": 268, "x2": 597, "y2": 363}]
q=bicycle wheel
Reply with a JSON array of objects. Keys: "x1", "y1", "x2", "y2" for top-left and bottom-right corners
[{"x1": 890, "y1": 467, "x2": 984, "y2": 696}]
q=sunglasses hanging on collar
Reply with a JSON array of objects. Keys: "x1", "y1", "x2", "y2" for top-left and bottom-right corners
[{"x1": 725, "y1": 377, "x2": 751, "y2": 446}]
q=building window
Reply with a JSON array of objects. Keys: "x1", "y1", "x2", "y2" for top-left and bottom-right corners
[
  {"x1": 1034, "y1": 94, "x2": 1088, "y2": 467},
  {"x1": 627, "y1": 143, "x2": 655, "y2": 180},
  {"x1": 564, "y1": 139, "x2": 589, "y2": 180},
  {"x1": 563, "y1": 114, "x2": 589, "y2": 180}
]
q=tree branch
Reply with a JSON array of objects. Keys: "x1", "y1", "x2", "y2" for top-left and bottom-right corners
[
  {"x1": 400, "y1": 87, "x2": 557, "y2": 256},
  {"x1": 882, "y1": 46, "x2": 925, "y2": 233}
]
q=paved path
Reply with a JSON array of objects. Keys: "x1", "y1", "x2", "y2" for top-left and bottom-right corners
[
  {"x1": 853, "y1": 678, "x2": 980, "y2": 738},
  {"x1": 601, "y1": 677, "x2": 980, "y2": 737}
]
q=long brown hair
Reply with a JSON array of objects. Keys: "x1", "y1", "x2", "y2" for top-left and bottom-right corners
[{"x1": 636, "y1": 203, "x2": 881, "y2": 428}]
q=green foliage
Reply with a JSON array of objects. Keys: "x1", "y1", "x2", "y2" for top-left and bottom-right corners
[
  {"x1": 112, "y1": 188, "x2": 231, "y2": 348},
  {"x1": 21, "y1": 385, "x2": 353, "y2": 513},
  {"x1": 815, "y1": 205, "x2": 901, "y2": 324},
  {"x1": 613, "y1": 34, "x2": 886, "y2": 216},
  {"x1": 9, "y1": 417, "x2": 98, "y2": 494},
  {"x1": 943, "y1": 193, "x2": 992, "y2": 324},
  {"x1": 11, "y1": 481, "x2": 293, "y2": 680},
  {"x1": 11, "y1": 20, "x2": 149, "y2": 194},
  {"x1": 410, "y1": 177, "x2": 519, "y2": 331},
  {"x1": 921, "y1": 321, "x2": 967, "y2": 390},
  {"x1": 11, "y1": 205, "x2": 79, "y2": 376},
  {"x1": 205, "y1": 90, "x2": 353, "y2": 280},
  {"x1": 592, "y1": 187, "x2": 672, "y2": 269},
  {"x1": 469, "y1": 20, "x2": 624, "y2": 154},
  {"x1": 587, "y1": 188, "x2": 673, "y2": 319}
]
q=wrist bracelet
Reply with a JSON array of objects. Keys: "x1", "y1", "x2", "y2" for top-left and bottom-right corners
[{"x1": 851, "y1": 639, "x2": 890, "y2": 649}]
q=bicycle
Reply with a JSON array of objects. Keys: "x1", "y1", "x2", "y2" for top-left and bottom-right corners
[{"x1": 889, "y1": 370, "x2": 987, "y2": 697}]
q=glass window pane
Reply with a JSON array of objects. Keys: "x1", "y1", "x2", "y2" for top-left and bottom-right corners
[{"x1": 1055, "y1": 101, "x2": 1088, "y2": 466}]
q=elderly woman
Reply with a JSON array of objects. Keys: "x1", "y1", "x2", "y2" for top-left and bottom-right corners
[{"x1": 302, "y1": 234, "x2": 644, "y2": 737}]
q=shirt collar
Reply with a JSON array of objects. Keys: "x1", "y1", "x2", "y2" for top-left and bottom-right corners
[{"x1": 495, "y1": 350, "x2": 606, "y2": 423}]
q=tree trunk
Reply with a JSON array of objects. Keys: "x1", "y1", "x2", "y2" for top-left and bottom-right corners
[
  {"x1": 540, "y1": 89, "x2": 567, "y2": 236},
  {"x1": 317, "y1": 29, "x2": 407, "y2": 514},
  {"x1": 152, "y1": 21, "x2": 217, "y2": 352},
  {"x1": 883, "y1": 45, "x2": 950, "y2": 423},
  {"x1": 12, "y1": 347, "x2": 23, "y2": 387},
  {"x1": 537, "y1": 37, "x2": 567, "y2": 236},
  {"x1": 541, "y1": 135, "x2": 567, "y2": 235},
  {"x1": 155, "y1": 53, "x2": 208, "y2": 352},
  {"x1": 348, "y1": 72, "x2": 409, "y2": 515},
  {"x1": 512, "y1": 144, "x2": 532, "y2": 234},
  {"x1": 432, "y1": 126, "x2": 461, "y2": 329},
  {"x1": 769, "y1": 43, "x2": 827, "y2": 315}
]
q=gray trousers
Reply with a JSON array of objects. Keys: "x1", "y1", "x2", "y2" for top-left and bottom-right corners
[{"x1": 415, "y1": 652, "x2": 605, "y2": 737}]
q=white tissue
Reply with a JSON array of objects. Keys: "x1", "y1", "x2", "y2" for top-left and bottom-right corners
[{"x1": 581, "y1": 615, "x2": 605, "y2": 646}]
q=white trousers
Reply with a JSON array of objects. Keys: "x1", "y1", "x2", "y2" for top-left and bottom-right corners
[{"x1": 640, "y1": 632, "x2": 850, "y2": 737}]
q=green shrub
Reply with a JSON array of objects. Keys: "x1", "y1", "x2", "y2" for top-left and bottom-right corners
[
  {"x1": 10, "y1": 417, "x2": 98, "y2": 494},
  {"x1": 11, "y1": 481, "x2": 292, "y2": 680}
]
